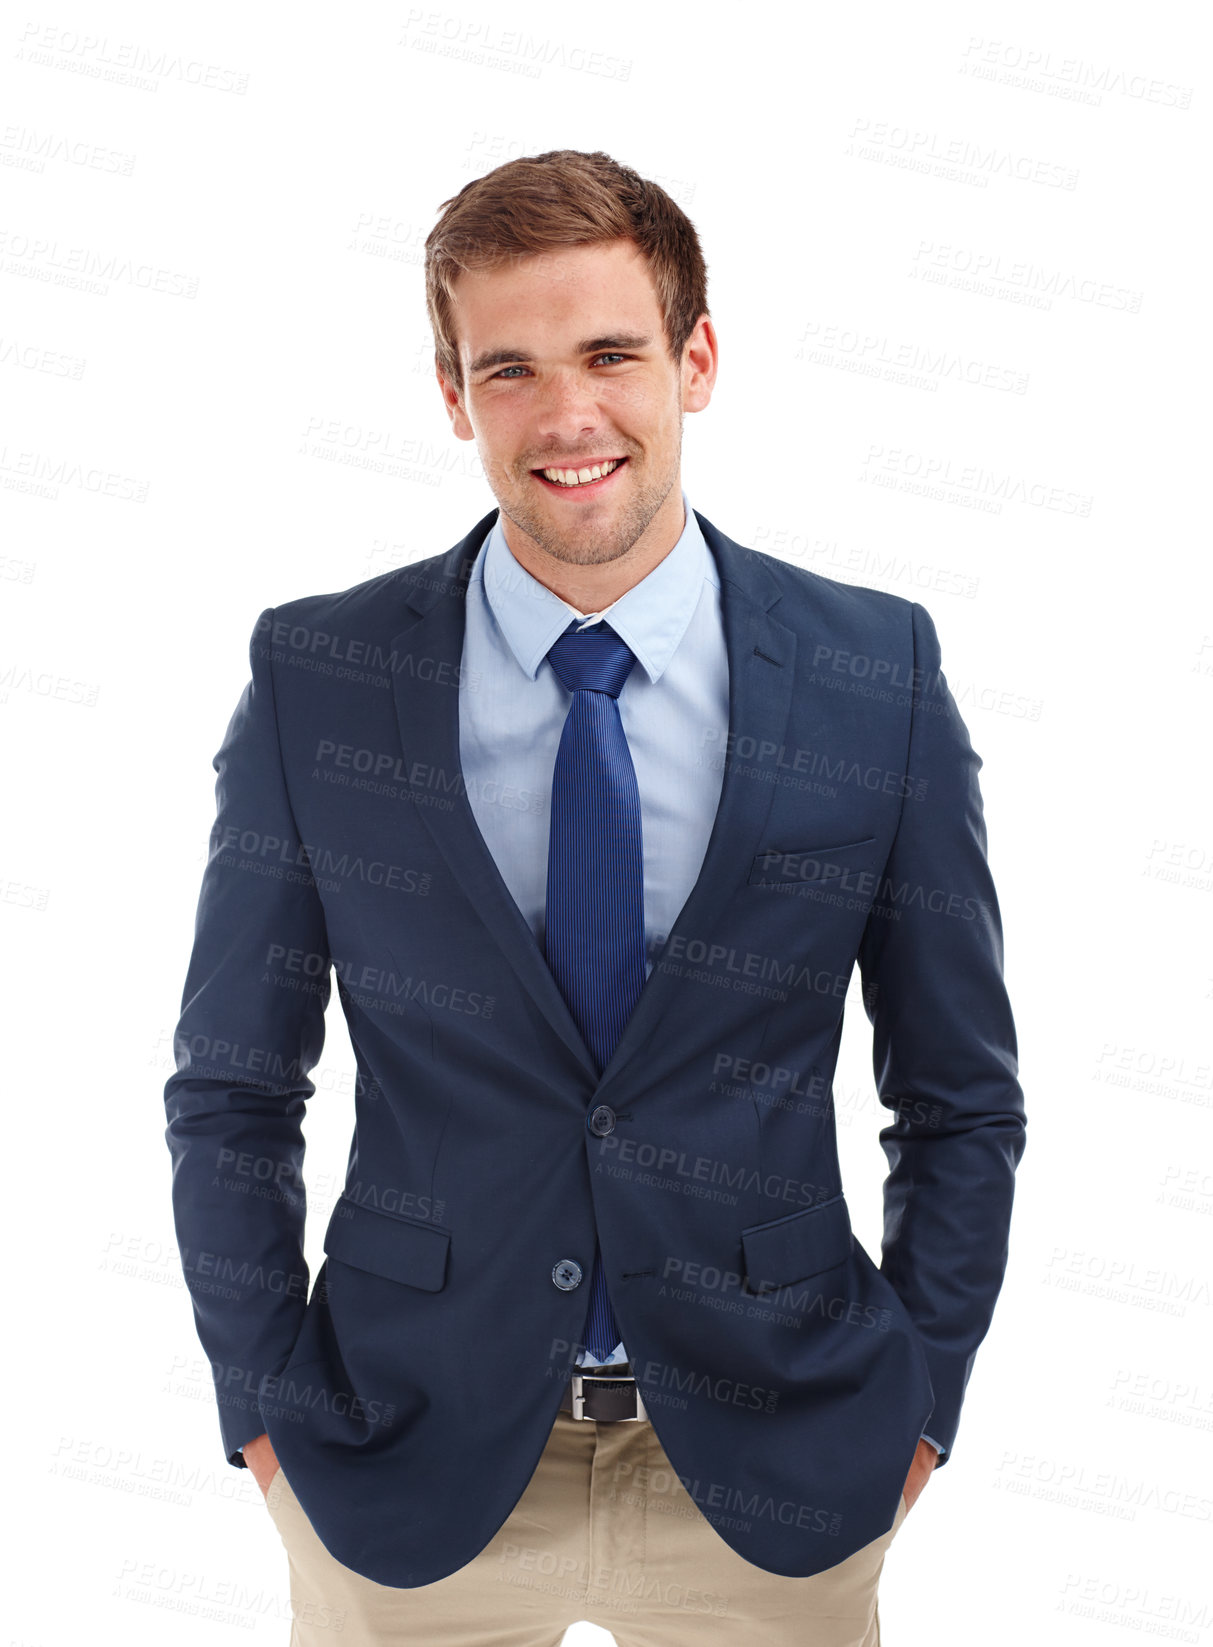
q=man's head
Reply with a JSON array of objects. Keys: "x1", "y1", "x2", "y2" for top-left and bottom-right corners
[{"x1": 425, "y1": 150, "x2": 716, "y2": 575}]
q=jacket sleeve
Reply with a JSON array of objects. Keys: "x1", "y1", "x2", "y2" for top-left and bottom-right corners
[
  {"x1": 856, "y1": 600, "x2": 1026, "y2": 1465},
  {"x1": 163, "y1": 606, "x2": 331, "y2": 1468}
]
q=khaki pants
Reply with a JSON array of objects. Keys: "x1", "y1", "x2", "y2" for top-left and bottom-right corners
[{"x1": 265, "y1": 1407, "x2": 908, "y2": 1646}]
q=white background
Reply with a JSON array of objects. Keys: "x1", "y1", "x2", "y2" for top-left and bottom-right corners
[{"x1": 3, "y1": 2, "x2": 1210, "y2": 1642}]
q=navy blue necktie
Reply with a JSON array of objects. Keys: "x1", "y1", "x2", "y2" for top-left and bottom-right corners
[{"x1": 544, "y1": 618, "x2": 646, "y2": 1362}]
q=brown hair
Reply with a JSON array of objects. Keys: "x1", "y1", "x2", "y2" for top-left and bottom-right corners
[{"x1": 425, "y1": 149, "x2": 709, "y2": 400}]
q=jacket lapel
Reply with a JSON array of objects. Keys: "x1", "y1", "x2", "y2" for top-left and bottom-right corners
[{"x1": 388, "y1": 507, "x2": 797, "y2": 1096}]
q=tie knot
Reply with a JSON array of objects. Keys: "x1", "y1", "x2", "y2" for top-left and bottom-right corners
[{"x1": 546, "y1": 620, "x2": 637, "y2": 699}]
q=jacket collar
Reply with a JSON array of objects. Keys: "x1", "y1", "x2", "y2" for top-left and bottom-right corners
[{"x1": 477, "y1": 490, "x2": 714, "y2": 686}]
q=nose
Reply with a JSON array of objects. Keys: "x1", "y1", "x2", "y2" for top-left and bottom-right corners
[{"x1": 532, "y1": 369, "x2": 608, "y2": 452}]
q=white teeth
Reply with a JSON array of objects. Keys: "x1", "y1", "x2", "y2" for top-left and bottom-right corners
[{"x1": 540, "y1": 458, "x2": 622, "y2": 486}]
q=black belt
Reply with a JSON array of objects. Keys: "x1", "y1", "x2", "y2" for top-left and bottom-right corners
[{"x1": 559, "y1": 1365, "x2": 647, "y2": 1421}]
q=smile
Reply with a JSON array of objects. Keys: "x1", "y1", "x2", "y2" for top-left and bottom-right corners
[{"x1": 531, "y1": 457, "x2": 628, "y2": 494}]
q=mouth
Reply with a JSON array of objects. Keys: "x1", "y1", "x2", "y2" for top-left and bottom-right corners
[{"x1": 530, "y1": 456, "x2": 629, "y2": 496}]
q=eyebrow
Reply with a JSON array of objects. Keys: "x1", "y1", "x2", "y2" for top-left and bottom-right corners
[{"x1": 468, "y1": 332, "x2": 654, "y2": 376}]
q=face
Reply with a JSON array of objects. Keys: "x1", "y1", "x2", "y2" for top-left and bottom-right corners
[{"x1": 437, "y1": 238, "x2": 716, "y2": 571}]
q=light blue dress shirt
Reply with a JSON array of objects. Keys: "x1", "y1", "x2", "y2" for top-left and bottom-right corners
[{"x1": 457, "y1": 490, "x2": 944, "y2": 1460}]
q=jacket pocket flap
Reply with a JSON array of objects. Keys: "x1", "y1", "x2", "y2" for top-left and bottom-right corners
[
  {"x1": 323, "y1": 1194, "x2": 450, "y2": 1291},
  {"x1": 740, "y1": 1194, "x2": 852, "y2": 1294},
  {"x1": 749, "y1": 838, "x2": 876, "y2": 886}
]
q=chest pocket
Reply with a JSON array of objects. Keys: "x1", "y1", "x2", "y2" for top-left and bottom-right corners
[{"x1": 749, "y1": 835, "x2": 877, "y2": 890}]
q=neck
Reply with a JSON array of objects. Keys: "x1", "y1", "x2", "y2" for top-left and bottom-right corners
[{"x1": 501, "y1": 491, "x2": 686, "y2": 612}]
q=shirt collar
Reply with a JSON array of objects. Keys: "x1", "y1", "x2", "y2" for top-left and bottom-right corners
[{"x1": 477, "y1": 488, "x2": 713, "y2": 685}]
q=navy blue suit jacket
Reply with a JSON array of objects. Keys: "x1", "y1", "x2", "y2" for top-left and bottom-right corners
[{"x1": 164, "y1": 507, "x2": 1026, "y2": 1585}]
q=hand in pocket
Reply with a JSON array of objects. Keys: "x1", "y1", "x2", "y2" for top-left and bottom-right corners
[
  {"x1": 901, "y1": 1438, "x2": 939, "y2": 1513},
  {"x1": 243, "y1": 1432, "x2": 281, "y2": 1500}
]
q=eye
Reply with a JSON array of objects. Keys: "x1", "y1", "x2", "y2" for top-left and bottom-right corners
[{"x1": 489, "y1": 353, "x2": 631, "y2": 381}]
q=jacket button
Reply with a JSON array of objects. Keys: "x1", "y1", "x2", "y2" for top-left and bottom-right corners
[
  {"x1": 552, "y1": 1259, "x2": 583, "y2": 1290},
  {"x1": 589, "y1": 1104, "x2": 615, "y2": 1136}
]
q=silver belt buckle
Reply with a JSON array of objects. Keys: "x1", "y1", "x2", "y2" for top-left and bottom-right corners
[{"x1": 570, "y1": 1371, "x2": 647, "y2": 1422}]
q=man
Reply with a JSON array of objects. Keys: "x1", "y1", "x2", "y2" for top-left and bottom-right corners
[{"x1": 165, "y1": 149, "x2": 1025, "y2": 1645}]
